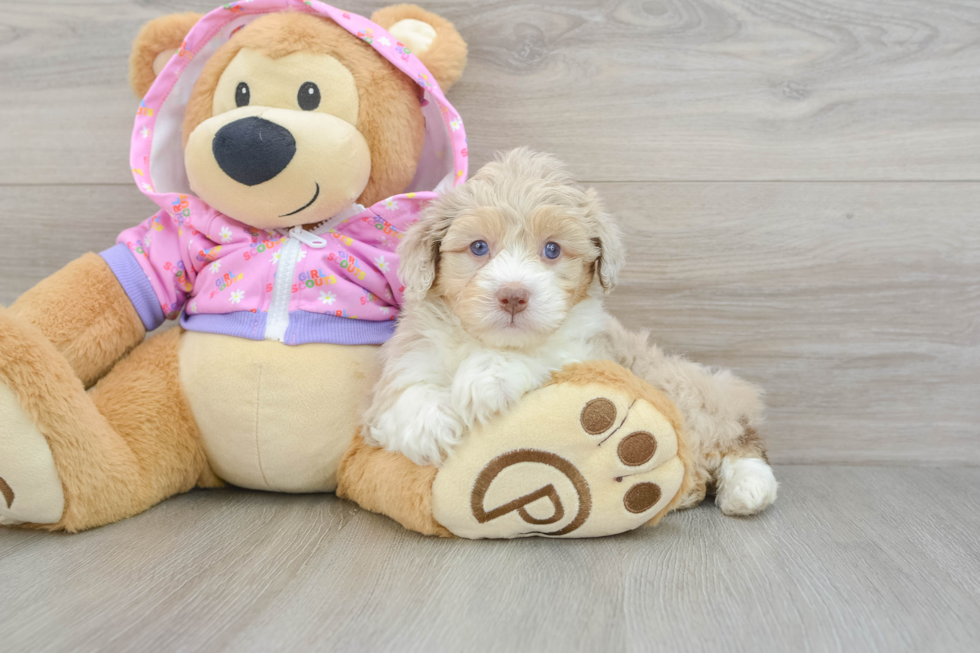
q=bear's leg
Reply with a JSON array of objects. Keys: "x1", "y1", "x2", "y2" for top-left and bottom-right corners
[
  {"x1": 337, "y1": 434, "x2": 452, "y2": 537},
  {"x1": 9, "y1": 253, "x2": 146, "y2": 388},
  {"x1": 0, "y1": 308, "x2": 214, "y2": 532}
]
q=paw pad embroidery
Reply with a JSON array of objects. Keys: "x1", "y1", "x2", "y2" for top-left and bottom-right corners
[
  {"x1": 0, "y1": 476, "x2": 14, "y2": 509},
  {"x1": 467, "y1": 397, "x2": 664, "y2": 534},
  {"x1": 623, "y1": 482, "x2": 661, "y2": 513},
  {"x1": 618, "y1": 431, "x2": 657, "y2": 466},
  {"x1": 580, "y1": 399, "x2": 663, "y2": 513},
  {"x1": 470, "y1": 449, "x2": 591, "y2": 536},
  {"x1": 580, "y1": 397, "x2": 617, "y2": 434},
  {"x1": 432, "y1": 381, "x2": 685, "y2": 538}
]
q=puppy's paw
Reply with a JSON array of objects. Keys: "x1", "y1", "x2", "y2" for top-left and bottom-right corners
[
  {"x1": 451, "y1": 352, "x2": 544, "y2": 428},
  {"x1": 368, "y1": 387, "x2": 463, "y2": 467},
  {"x1": 715, "y1": 457, "x2": 778, "y2": 516}
]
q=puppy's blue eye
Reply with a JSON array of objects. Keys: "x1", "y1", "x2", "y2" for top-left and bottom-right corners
[
  {"x1": 470, "y1": 240, "x2": 489, "y2": 256},
  {"x1": 543, "y1": 242, "x2": 561, "y2": 259}
]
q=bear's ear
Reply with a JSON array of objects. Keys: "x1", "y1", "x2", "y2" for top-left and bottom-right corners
[
  {"x1": 129, "y1": 13, "x2": 202, "y2": 97},
  {"x1": 371, "y1": 5, "x2": 468, "y2": 91}
]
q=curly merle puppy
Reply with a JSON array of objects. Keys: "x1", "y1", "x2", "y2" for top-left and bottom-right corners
[{"x1": 364, "y1": 148, "x2": 777, "y2": 516}]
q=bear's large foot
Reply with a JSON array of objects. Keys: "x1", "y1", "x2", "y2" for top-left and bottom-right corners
[
  {"x1": 0, "y1": 385, "x2": 65, "y2": 526},
  {"x1": 431, "y1": 362, "x2": 691, "y2": 539},
  {"x1": 0, "y1": 310, "x2": 65, "y2": 527}
]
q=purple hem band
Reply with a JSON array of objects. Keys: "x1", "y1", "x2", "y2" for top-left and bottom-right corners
[
  {"x1": 180, "y1": 311, "x2": 268, "y2": 340},
  {"x1": 180, "y1": 310, "x2": 395, "y2": 345},
  {"x1": 100, "y1": 243, "x2": 166, "y2": 331},
  {"x1": 284, "y1": 310, "x2": 396, "y2": 345}
]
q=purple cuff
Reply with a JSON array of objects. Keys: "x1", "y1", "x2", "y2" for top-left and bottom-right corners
[{"x1": 100, "y1": 243, "x2": 166, "y2": 331}]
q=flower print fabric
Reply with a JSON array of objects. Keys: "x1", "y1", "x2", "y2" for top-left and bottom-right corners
[{"x1": 100, "y1": 0, "x2": 468, "y2": 346}]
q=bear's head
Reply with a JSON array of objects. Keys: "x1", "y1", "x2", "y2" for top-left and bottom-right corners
[{"x1": 129, "y1": 5, "x2": 466, "y2": 230}]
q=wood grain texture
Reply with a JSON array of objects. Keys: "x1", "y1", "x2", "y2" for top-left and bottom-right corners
[
  {"x1": 602, "y1": 181, "x2": 980, "y2": 464},
  {"x1": 3, "y1": 1, "x2": 980, "y2": 183},
  {"x1": 3, "y1": 182, "x2": 976, "y2": 464},
  {"x1": 1, "y1": 466, "x2": 978, "y2": 652},
  {"x1": 0, "y1": 185, "x2": 156, "y2": 298}
]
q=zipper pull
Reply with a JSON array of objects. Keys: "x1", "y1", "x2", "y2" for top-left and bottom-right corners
[{"x1": 287, "y1": 225, "x2": 327, "y2": 248}]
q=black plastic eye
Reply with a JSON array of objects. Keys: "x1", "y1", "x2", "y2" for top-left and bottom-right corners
[
  {"x1": 470, "y1": 240, "x2": 489, "y2": 257},
  {"x1": 235, "y1": 82, "x2": 250, "y2": 107},
  {"x1": 298, "y1": 82, "x2": 321, "y2": 111},
  {"x1": 543, "y1": 242, "x2": 561, "y2": 259}
]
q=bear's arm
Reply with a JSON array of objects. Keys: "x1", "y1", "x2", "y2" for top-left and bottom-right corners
[{"x1": 9, "y1": 253, "x2": 146, "y2": 388}]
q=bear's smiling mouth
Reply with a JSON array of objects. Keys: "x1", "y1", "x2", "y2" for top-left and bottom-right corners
[{"x1": 279, "y1": 182, "x2": 320, "y2": 217}]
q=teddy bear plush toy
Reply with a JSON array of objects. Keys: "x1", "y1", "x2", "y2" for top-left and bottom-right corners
[{"x1": 0, "y1": 0, "x2": 693, "y2": 538}]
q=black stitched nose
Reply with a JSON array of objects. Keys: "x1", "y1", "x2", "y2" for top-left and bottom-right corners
[{"x1": 212, "y1": 117, "x2": 296, "y2": 186}]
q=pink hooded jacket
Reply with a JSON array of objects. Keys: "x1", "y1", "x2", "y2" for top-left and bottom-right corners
[{"x1": 100, "y1": 0, "x2": 467, "y2": 345}]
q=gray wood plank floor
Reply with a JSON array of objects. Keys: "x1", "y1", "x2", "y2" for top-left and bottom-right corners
[{"x1": 1, "y1": 466, "x2": 979, "y2": 653}]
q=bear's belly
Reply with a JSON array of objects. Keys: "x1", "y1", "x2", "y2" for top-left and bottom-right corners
[{"x1": 178, "y1": 331, "x2": 380, "y2": 493}]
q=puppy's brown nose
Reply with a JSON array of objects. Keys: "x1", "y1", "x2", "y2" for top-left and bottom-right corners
[{"x1": 497, "y1": 284, "x2": 530, "y2": 315}]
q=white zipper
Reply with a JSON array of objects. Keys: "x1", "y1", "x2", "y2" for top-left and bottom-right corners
[
  {"x1": 264, "y1": 236, "x2": 300, "y2": 342},
  {"x1": 283, "y1": 224, "x2": 328, "y2": 248},
  {"x1": 262, "y1": 204, "x2": 365, "y2": 342}
]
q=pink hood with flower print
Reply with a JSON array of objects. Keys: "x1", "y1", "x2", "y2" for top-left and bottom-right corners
[{"x1": 100, "y1": 0, "x2": 467, "y2": 345}]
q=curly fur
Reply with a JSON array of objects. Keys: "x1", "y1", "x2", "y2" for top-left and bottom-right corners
[
  {"x1": 365, "y1": 149, "x2": 622, "y2": 465},
  {"x1": 367, "y1": 149, "x2": 778, "y2": 514}
]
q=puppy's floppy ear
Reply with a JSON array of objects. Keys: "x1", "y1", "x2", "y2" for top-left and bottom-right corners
[
  {"x1": 129, "y1": 13, "x2": 201, "y2": 97},
  {"x1": 398, "y1": 203, "x2": 456, "y2": 302},
  {"x1": 371, "y1": 5, "x2": 468, "y2": 91},
  {"x1": 584, "y1": 187, "x2": 626, "y2": 292}
]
